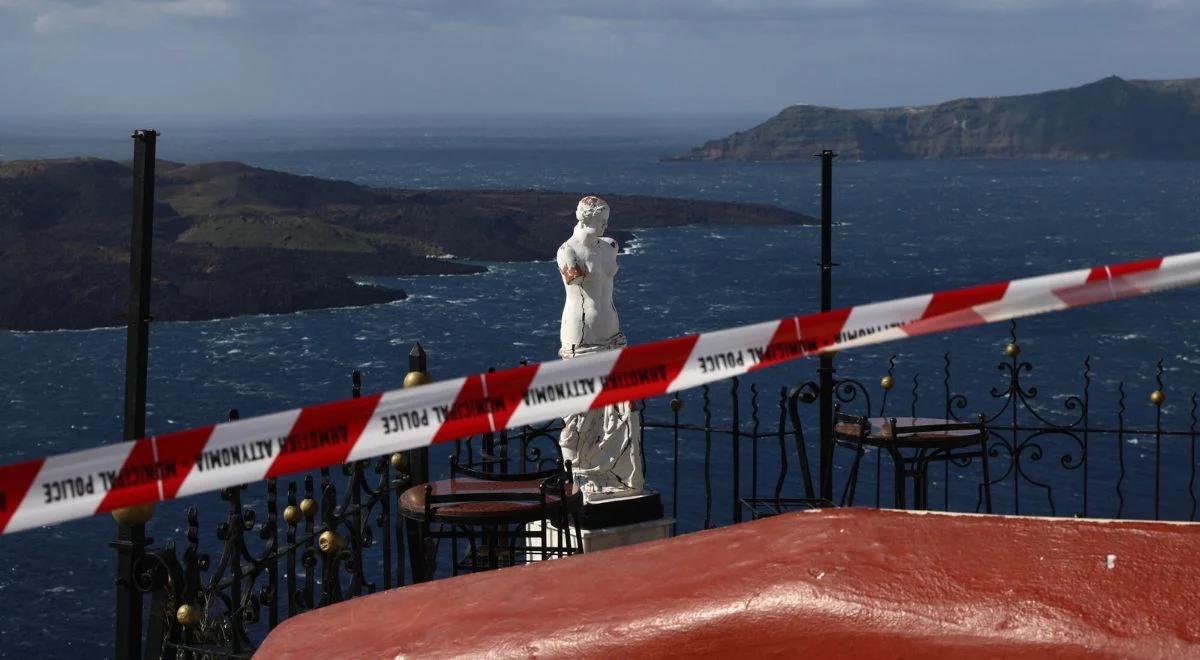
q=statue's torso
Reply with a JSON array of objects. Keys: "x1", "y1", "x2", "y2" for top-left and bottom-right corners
[{"x1": 559, "y1": 236, "x2": 620, "y2": 349}]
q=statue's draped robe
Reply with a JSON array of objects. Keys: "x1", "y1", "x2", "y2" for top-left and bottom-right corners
[{"x1": 558, "y1": 333, "x2": 644, "y2": 499}]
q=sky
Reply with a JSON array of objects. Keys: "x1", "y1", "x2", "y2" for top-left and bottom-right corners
[{"x1": 0, "y1": 0, "x2": 1198, "y2": 117}]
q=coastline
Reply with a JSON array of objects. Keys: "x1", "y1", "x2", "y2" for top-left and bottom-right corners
[
  {"x1": 0, "y1": 157, "x2": 814, "y2": 332},
  {"x1": 0, "y1": 223, "x2": 792, "y2": 332}
]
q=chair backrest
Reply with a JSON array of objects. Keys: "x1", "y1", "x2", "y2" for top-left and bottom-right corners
[
  {"x1": 884, "y1": 414, "x2": 986, "y2": 439},
  {"x1": 449, "y1": 424, "x2": 565, "y2": 479},
  {"x1": 449, "y1": 453, "x2": 567, "y2": 482},
  {"x1": 786, "y1": 387, "x2": 818, "y2": 500},
  {"x1": 832, "y1": 404, "x2": 872, "y2": 439}
]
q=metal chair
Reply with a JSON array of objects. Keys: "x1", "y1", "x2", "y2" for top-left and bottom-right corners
[
  {"x1": 399, "y1": 456, "x2": 583, "y2": 581},
  {"x1": 739, "y1": 386, "x2": 834, "y2": 519},
  {"x1": 833, "y1": 405, "x2": 993, "y2": 512}
]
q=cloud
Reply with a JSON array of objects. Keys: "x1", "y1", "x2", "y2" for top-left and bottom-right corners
[
  {"x1": 3, "y1": 0, "x2": 235, "y2": 33},
  {"x1": 330, "y1": 0, "x2": 1198, "y2": 24},
  {"x1": 4, "y1": 0, "x2": 1193, "y2": 35}
]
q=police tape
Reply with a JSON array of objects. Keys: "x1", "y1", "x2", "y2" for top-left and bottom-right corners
[{"x1": 2, "y1": 251, "x2": 1199, "y2": 535}]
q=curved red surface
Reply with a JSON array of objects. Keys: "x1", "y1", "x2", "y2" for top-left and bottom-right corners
[{"x1": 256, "y1": 509, "x2": 1200, "y2": 659}]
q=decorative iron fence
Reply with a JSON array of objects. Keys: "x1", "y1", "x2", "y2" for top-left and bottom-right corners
[
  {"x1": 135, "y1": 373, "x2": 424, "y2": 659},
  {"x1": 811, "y1": 321, "x2": 1199, "y2": 521},
  {"x1": 134, "y1": 322, "x2": 1200, "y2": 658}
]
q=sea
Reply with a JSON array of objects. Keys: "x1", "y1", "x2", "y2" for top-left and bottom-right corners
[{"x1": 1, "y1": 115, "x2": 1199, "y2": 656}]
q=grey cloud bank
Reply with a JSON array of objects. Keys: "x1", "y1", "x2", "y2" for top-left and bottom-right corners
[{"x1": 0, "y1": 0, "x2": 1197, "y2": 117}]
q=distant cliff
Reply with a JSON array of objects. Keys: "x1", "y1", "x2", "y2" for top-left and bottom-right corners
[
  {"x1": 0, "y1": 159, "x2": 812, "y2": 330},
  {"x1": 670, "y1": 76, "x2": 1200, "y2": 161}
]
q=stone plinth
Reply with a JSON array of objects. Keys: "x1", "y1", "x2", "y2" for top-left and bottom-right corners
[
  {"x1": 526, "y1": 491, "x2": 669, "y2": 558},
  {"x1": 526, "y1": 516, "x2": 675, "y2": 558}
]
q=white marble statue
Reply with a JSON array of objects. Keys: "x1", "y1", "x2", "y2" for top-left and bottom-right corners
[{"x1": 556, "y1": 196, "x2": 644, "y2": 502}]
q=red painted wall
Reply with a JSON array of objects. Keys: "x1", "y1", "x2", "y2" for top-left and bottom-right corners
[{"x1": 257, "y1": 509, "x2": 1200, "y2": 659}]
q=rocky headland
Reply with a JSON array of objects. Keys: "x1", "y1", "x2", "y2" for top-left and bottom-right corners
[
  {"x1": 0, "y1": 158, "x2": 813, "y2": 330},
  {"x1": 670, "y1": 76, "x2": 1200, "y2": 162}
]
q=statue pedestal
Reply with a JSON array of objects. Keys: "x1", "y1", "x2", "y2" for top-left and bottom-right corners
[
  {"x1": 527, "y1": 491, "x2": 671, "y2": 558},
  {"x1": 579, "y1": 489, "x2": 662, "y2": 528}
]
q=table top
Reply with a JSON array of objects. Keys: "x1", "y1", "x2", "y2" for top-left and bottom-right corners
[
  {"x1": 835, "y1": 416, "x2": 983, "y2": 448},
  {"x1": 399, "y1": 477, "x2": 580, "y2": 523}
]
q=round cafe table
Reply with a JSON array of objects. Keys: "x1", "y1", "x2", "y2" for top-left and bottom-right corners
[
  {"x1": 398, "y1": 476, "x2": 583, "y2": 580},
  {"x1": 398, "y1": 477, "x2": 581, "y2": 525},
  {"x1": 833, "y1": 415, "x2": 992, "y2": 511}
]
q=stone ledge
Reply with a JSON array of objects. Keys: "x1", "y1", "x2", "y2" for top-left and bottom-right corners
[{"x1": 256, "y1": 508, "x2": 1200, "y2": 659}]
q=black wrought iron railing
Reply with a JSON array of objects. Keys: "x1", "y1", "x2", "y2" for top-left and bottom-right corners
[
  {"x1": 817, "y1": 321, "x2": 1199, "y2": 521},
  {"x1": 135, "y1": 385, "x2": 424, "y2": 658},
  {"x1": 131, "y1": 320, "x2": 1200, "y2": 658}
]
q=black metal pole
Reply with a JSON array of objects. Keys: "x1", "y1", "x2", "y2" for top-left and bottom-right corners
[
  {"x1": 406, "y1": 343, "x2": 431, "y2": 485},
  {"x1": 403, "y1": 343, "x2": 432, "y2": 581},
  {"x1": 124, "y1": 131, "x2": 157, "y2": 440},
  {"x1": 816, "y1": 149, "x2": 837, "y2": 503},
  {"x1": 114, "y1": 129, "x2": 158, "y2": 660}
]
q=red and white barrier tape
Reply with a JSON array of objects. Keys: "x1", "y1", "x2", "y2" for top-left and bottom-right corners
[{"x1": 1, "y1": 251, "x2": 1198, "y2": 535}]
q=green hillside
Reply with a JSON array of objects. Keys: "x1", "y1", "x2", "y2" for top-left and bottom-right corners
[{"x1": 671, "y1": 76, "x2": 1200, "y2": 161}]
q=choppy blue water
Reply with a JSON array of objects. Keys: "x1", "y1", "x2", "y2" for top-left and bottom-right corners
[{"x1": 2, "y1": 117, "x2": 1199, "y2": 656}]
